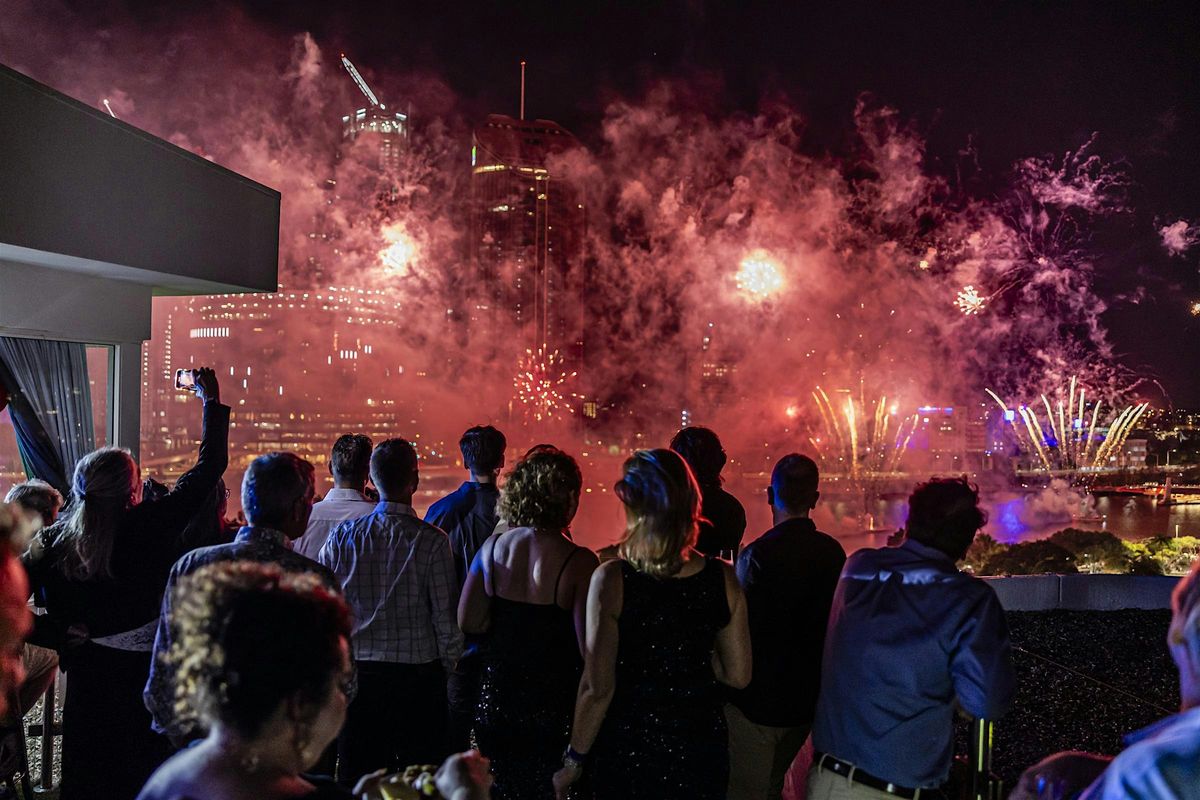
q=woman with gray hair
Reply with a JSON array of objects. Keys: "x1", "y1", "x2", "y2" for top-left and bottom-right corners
[
  {"x1": 1073, "y1": 560, "x2": 1200, "y2": 799},
  {"x1": 21, "y1": 367, "x2": 229, "y2": 800}
]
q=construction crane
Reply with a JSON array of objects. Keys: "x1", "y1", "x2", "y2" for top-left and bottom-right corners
[{"x1": 341, "y1": 54, "x2": 381, "y2": 108}]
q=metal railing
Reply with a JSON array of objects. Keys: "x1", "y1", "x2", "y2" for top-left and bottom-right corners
[{"x1": 968, "y1": 717, "x2": 1002, "y2": 800}]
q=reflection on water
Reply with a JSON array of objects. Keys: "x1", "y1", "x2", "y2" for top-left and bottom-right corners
[
  {"x1": 810, "y1": 493, "x2": 1200, "y2": 547},
  {"x1": 530, "y1": 465, "x2": 1200, "y2": 555}
]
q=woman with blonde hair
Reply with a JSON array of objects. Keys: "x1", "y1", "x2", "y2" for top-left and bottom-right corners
[
  {"x1": 553, "y1": 448, "x2": 751, "y2": 800},
  {"x1": 23, "y1": 367, "x2": 228, "y2": 800},
  {"x1": 459, "y1": 447, "x2": 598, "y2": 799}
]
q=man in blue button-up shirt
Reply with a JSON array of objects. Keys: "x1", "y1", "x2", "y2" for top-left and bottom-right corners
[
  {"x1": 809, "y1": 477, "x2": 1015, "y2": 798},
  {"x1": 144, "y1": 452, "x2": 335, "y2": 744}
]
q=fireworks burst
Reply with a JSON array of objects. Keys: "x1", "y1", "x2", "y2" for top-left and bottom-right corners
[
  {"x1": 986, "y1": 376, "x2": 1150, "y2": 478},
  {"x1": 955, "y1": 285, "x2": 985, "y2": 316},
  {"x1": 379, "y1": 226, "x2": 418, "y2": 273},
  {"x1": 809, "y1": 387, "x2": 919, "y2": 484},
  {"x1": 513, "y1": 347, "x2": 579, "y2": 423},
  {"x1": 1190, "y1": 300, "x2": 1200, "y2": 317},
  {"x1": 735, "y1": 250, "x2": 785, "y2": 302}
]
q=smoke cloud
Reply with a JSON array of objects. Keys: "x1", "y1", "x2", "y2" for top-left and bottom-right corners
[
  {"x1": 0, "y1": 1, "x2": 1167, "y2": 543},
  {"x1": 1159, "y1": 219, "x2": 1200, "y2": 257}
]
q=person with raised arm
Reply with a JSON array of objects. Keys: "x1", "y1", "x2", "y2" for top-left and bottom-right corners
[{"x1": 23, "y1": 367, "x2": 229, "y2": 800}]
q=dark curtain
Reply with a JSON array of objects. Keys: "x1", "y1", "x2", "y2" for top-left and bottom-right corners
[{"x1": 0, "y1": 337, "x2": 97, "y2": 499}]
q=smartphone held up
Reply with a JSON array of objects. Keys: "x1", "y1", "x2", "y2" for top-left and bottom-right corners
[{"x1": 174, "y1": 368, "x2": 198, "y2": 392}]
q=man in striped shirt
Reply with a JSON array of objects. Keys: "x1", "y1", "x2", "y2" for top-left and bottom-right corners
[{"x1": 319, "y1": 438, "x2": 463, "y2": 783}]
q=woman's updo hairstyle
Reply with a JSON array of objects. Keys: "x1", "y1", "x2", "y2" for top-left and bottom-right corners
[
  {"x1": 616, "y1": 449, "x2": 701, "y2": 578},
  {"x1": 498, "y1": 447, "x2": 583, "y2": 531}
]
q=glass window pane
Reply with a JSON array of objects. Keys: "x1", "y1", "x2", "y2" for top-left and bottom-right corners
[
  {"x1": 0, "y1": 406, "x2": 22, "y2": 496},
  {"x1": 0, "y1": 341, "x2": 112, "y2": 498},
  {"x1": 86, "y1": 345, "x2": 111, "y2": 448}
]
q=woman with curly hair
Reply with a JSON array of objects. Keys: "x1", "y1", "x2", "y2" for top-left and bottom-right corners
[
  {"x1": 137, "y1": 560, "x2": 354, "y2": 800},
  {"x1": 458, "y1": 447, "x2": 598, "y2": 800},
  {"x1": 553, "y1": 449, "x2": 751, "y2": 800}
]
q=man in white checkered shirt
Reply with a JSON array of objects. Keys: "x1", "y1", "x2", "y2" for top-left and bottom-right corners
[{"x1": 319, "y1": 437, "x2": 463, "y2": 783}]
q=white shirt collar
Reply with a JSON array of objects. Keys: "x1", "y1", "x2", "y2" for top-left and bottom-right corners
[{"x1": 322, "y1": 487, "x2": 370, "y2": 502}]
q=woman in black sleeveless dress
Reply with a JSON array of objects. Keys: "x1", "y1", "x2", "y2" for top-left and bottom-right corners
[
  {"x1": 459, "y1": 448, "x2": 598, "y2": 800},
  {"x1": 553, "y1": 449, "x2": 752, "y2": 800}
]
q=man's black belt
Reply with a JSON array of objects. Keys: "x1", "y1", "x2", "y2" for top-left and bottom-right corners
[{"x1": 813, "y1": 751, "x2": 932, "y2": 799}]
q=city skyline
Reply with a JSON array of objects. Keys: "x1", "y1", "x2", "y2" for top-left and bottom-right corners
[{"x1": 5, "y1": 2, "x2": 1200, "y2": 553}]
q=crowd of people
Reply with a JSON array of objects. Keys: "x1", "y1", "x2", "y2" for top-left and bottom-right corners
[{"x1": 0, "y1": 367, "x2": 1197, "y2": 800}]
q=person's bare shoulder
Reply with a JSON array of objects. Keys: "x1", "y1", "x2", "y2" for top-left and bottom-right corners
[{"x1": 591, "y1": 558, "x2": 624, "y2": 594}]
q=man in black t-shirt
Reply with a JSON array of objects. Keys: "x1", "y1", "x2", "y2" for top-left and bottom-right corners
[{"x1": 726, "y1": 454, "x2": 846, "y2": 800}]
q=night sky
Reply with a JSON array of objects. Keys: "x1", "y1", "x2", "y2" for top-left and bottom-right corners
[{"x1": 58, "y1": 0, "x2": 1200, "y2": 405}]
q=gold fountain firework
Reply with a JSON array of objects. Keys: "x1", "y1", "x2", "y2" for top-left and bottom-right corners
[
  {"x1": 985, "y1": 376, "x2": 1150, "y2": 475},
  {"x1": 513, "y1": 346, "x2": 579, "y2": 423},
  {"x1": 809, "y1": 386, "x2": 920, "y2": 482}
]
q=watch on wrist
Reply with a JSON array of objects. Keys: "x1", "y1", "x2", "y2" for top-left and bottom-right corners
[{"x1": 562, "y1": 745, "x2": 587, "y2": 770}]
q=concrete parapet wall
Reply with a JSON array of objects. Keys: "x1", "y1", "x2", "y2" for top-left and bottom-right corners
[{"x1": 983, "y1": 574, "x2": 1180, "y2": 611}]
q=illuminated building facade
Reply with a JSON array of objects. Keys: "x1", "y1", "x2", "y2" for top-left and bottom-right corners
[
  {"x1": 905, "y1": 404, "x2": 996, "y2": 473},
  {"x1": 342, "y1": 104, "x2": 409, "y2": 173},
  {"x1": 139, "y1": 77, "x2": 461, "y2": 500},
  {"x1": 469, "y1": 115, "x2": 586, "y2": 365}
]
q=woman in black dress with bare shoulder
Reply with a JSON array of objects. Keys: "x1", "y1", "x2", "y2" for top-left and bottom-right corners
[
  {"x1": 553, "y1": 449, "x2": 752, "y2": 800},
  {"x1": 459, "y1": 448, "x2": 598, "y2": 800}
]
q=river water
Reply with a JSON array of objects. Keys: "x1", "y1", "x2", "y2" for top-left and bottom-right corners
[
  {"x1": 560, "y1": 481, "x2": 1200, "y2": 554},
  {"x1": 805, "y1": 491, "x2": 1200, "y2": 554}
]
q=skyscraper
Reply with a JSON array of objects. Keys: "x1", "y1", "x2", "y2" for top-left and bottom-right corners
[
  {"x1": 339, "y1": 54, "x2": 410, "y2": 176},
  {"x1": 138, "y1": 61, "x2": 458, "y2": 496},
  {"x1": 341, "y1": 103, "x2": 409, "y2": 173},
  {"x1": 469, "y1": 114, "x2": 586, "y2": 368}
]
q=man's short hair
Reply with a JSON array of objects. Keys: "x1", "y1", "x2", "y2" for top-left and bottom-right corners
[
  {"x1": 771, "y1": 454, "x2": 819, "y2": 512},
  {"x1": 905, "y1": 477, "x2": 988, "y2": 561},
  {"x1": 668, "y1": 427, "x2": 727, "y2": 486},
  {"x1": 460, "y1": 426, "x2": 506, "y2": 475},
  {"x1": 241, "y1": 453, "x2": 315, "y2": 528},
  {"x1": 371, "y1": 439, "x2": 419, "y2": 494},
  {"x1": 4, "y1": 480, "x2": 64, "y2": 526},
  {"x1": 330, "y1": 434, "x2": 373, "y2": 481}
]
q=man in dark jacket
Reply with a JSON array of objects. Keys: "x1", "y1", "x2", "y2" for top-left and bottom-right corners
[
  {"x1": 424, "y1": 425, "x2": 506, "y2": 753},
  {"x1": 144, "y1": 452, "x2": 334, "y2": 745}
]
